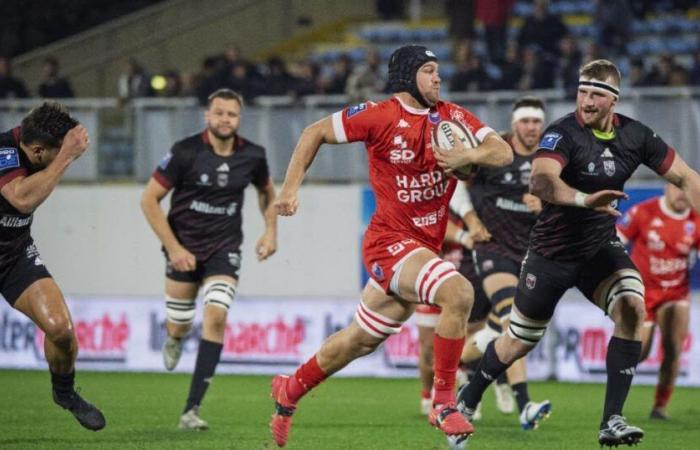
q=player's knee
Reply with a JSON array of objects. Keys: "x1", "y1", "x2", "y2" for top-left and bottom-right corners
[
  {"x1": 202, "y1": 280, "x2": 237, "y2": 311},
  {"x1": 439, "y1": 278, "x2": 473, "y2": 313},
  {"x1": 165, "y1": 295, "x2": 196, "y2": 325},
  {"x1": 500, "y1": 334, "x2": 532, "y2": 364},
  {"x1": 614, "y1": 295, "x2": 645, "y2": 330},
  {"x1": 45, "y1": 322, "x2": 75, "y2": 349}
]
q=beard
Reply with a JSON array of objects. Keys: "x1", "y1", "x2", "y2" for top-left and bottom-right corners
[
  {"x1": 209, "y1": 125, "x2": 236, "y2": 141},
  {"x1": 515, "y1": 130, "x2": 539, "y2": 150}
]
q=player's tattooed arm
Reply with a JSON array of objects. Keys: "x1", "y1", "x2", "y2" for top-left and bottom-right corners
[
  {"x1": 1, "y1": 126, "x2": 88, "y2": 213},
  {"x1": 255, "y1": 179, "x2": 277, "y2": 261},
  {"x1": 276, "y1": 116, "x2": 338, "y2": 216},
  {"x1": 662, "y1": 155, "x2": 700, "y2": 213},
  {"x1": 530, "y1": 157, "x2": 627, "y2": 216}
]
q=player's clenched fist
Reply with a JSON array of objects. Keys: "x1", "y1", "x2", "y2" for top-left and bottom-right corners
[
  {"x1": 59, "y1": 125, "x2": 90, "y2": 161},
  {"x1": 274, "y1": 189, "x2": 299, "y2": 216}
]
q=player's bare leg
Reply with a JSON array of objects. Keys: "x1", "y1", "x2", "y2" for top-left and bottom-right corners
[
  {"x1": 418, "y1": 324, "x2": 435, "y2": 415},
  {"x1": 180, "y1": 275, "x2": 237, "y2": 430},
  {"x1": 394, "y1": 249, "x2": 475, "y2": 440},
  {"x1": 650, "y1": 301, "x2": 689, "y2": 419},
  {"x1": 14, "y1": 279, "x2": 106, "y2": 431},
  {"x1": 270, "y1": 283, "x2": 413, "y2": 447},
  {"x1": 163, "y1": 279, "x2": 198, "y2": 371}
]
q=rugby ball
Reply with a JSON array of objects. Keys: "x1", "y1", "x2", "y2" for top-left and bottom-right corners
[{"x1": 431, "y1": 119, "x2": 477, "y2": 179}]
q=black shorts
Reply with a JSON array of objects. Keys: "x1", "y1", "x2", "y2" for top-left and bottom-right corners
[
  {"x1": 472, "y1": 248, "x2": 521, "y2": 280},
  {"x1": 166, "y1": 247, "x2": 241, "y2": 284},
  {"x1": 0, "y1": 241, "x2": 52, "y2": 305},
  {"x1": 515, "y1": 240, "x2": 637, "y2": 322},
  {"x1": 458, "y1": 251, "x2": 491, "y2": 323}
]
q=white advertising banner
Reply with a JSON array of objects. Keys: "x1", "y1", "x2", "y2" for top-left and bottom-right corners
[{"x1": 1, "y1": 295, "x2": 698, "y2": 386}]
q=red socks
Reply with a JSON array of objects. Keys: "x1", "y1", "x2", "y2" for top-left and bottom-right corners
[
  {"x1": 432, "y1": 334, "x2": 466, "y2": 406},
  {"x1": 286, "y1": 354, "x2": 328, "y2": 404},
  {"x1": 654, "y1": 384, "x2": 673, "y2": 409}
]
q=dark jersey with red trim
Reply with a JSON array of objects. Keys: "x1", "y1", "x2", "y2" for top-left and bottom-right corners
[
  {"x1": 0, "y1": 128, "x2": 35, "y2": 267},
  {"x1": 531, "y1": 112, "x2": 675, "y2": 261},
  {"x1": 471, "y1": 133, "x2": 537, "y2": 261},
  {"x1": 153, "y1": 131, "x2": 270, "y2": 260}
]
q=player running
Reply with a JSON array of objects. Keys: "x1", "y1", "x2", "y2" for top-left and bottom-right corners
[
  {"x1": 270, "y1": 44, "x2": 511, "y2": 447},
  {"x1": 461, "y1": 97, "x2": 551, "y2": 430},
  {"x1": 0, "y1": 102, "x2": 105, "y2": 431},
  {"x1": 456, "y1": 59, "x2": 700, "y2": 447},
  {"x1": 141, "y1": 89, "x2": 277, "y2": 430},
  {"x1": 617, "y1": 183, "x2": 700, "y2": 420}
]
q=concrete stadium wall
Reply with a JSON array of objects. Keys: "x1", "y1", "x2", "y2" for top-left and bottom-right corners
[{"x1": 32, "y1": 184, "x2": 362, "y2": 297}]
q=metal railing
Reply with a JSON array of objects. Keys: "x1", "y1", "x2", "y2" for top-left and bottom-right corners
[{"x1": 1, "y1": 87, "x2": 699, "y2": 182}]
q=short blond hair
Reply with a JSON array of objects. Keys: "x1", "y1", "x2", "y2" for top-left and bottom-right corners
[{"x1": 579, "y1": 59, "x2": 621, "y2": 87}]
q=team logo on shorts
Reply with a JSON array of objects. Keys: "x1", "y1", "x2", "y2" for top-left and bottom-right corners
[
  {"x1": 371, "y1": 262, "x2": 385, "y2": 280},
  {"x1": 228, "y1": 252, "x2": 241, "y2": 268},
  {"x1": 603, "y1": 160, "x2": 616, "y2": 176},
  {"x1": 525, "y1": 273, "x2": 537, "y2": 290},
  {"x1": 482, "y1": 259, "x2": 494, "y2": 272}
]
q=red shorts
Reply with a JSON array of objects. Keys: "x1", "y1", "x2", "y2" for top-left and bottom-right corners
[
  {"x1": 645, "y1": 287, "x2": 689, "y2": 322},
  {"x1": 362, "y1": 231, "x2": 438, "y2": 294}
]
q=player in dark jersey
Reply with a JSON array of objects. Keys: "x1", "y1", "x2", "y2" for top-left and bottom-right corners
[
  {"x1": 0, "y1": 103, "x2": 105, "y2": 431},
  {"x1": 457, "y1": 59, "x2": 700, "y2": 447},
  {"x1": 463, "y1": 97, "x2": 550, "y2": 429},
  {"x1": 141, "y1": 89, "x2": 277, "y2": 430}
]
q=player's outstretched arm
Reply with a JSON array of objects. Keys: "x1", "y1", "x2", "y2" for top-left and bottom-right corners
[
  {"x1": 0, "y1": 125, "x2": 88, "y2": 214},
  {"x1": 530, "y1": 157, "x2": 627, "y2": 216},
  {"x1": 275, "y1": 116, "x2": 338, "y2": 216},
  {"x1": 661, "y1": 155, "x2": 700, "y2": 213},
  {"x1": 140, "y1": 178, "x2": 195, "y2": 271},
  {"x1": 255, "y1": 179, "x2": 278, "y2": 261}
]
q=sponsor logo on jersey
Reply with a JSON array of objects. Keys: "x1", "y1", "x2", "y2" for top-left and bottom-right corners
[
  {"x1": 395, "y1": 171, "x2": 447, "y2": 203},
  {"x1": 519, "y1": 161, "x2": 532, "y2": 185},
  {"x1": 0, "y1": 214, "x2": 32, "y2": 228},
  {"x1": 525, "y1": 273, "x2": 537, "y2": 289},
  {"x1": 651, "y1": 218, "x2": 663, "y2": 227},
  {"x1": 371, "y1": 262, "x2": 385, "y2": 280},
  {"x1": 158, "y1": 151, "x2": 172, "y2": 170},
  {"x1": 647, "y1": 230, "x2": 665, "y2": 251},
  {"x1": 449, "y1": 110, "x2": 470, "y2": 131},
  {"x1": 217, "y1": 163, "x2": 230, "y2": 172},
  {"x1": 0, "y1": 147, "x2": 20, "y2": 170},
  {"x1": 601, "y1": 148, "x2": 614, "y2": 158},
  {"x1": 197, "y1": 173, "x2": 212, "y2": 186},
  {"x1": 411, "y1": 206, "x2": 446, "y2": 228},
  {"x1": 389, "y1": 135, "x2": 415, "y2": 164},
  {"x1": 603, "y1": 159, "x2": 616, "y2": 176},
  {"x1": 346, "y1": 103, "x2": 368, "y2": 118},
  {"x1": 496, "y1": 197, "x2": 530, "y2": 213},
  {"x1": 501, "y1": 172, "x2": 514, "y2": 184},
  {"x1": 189, "y1": 200, "x2": 238, "y2": 216},
  {"x1": 539, "y1": 132, "x2": 562, "y2": 150},
  {"x1": 397, "y1": 119, "x2": 410, "y2": 128}
]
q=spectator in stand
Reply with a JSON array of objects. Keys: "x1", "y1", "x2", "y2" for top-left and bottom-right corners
[
  {"x1": 263, "y1": 57, "x2": 297, "y2": 96},
  {"x1": 581, "y1": 41, "x2": 603, "y2": 65},
  {"x1": 117, "y1": 59, "x2": 153, "y2": 101},
  {"x1": 629, "y1": 58, "x2": 650, "y2": 87},
  {"x1": 690, "y1": 52, "x2": 700, "y2": 85},
  {"x1": 497, "y1": 41, "x2": 523, "y2": 90},
  {"x1": 594, "y1": 0, "x2": 632, "y2": 56},
  {"x1": 517, "y1": 0, "x2": 568, "y2": 60},
  {"x1": 322, "y1": 54, "x2": 353, "y2": 95},
  {"x1": 161, "y1": 70, "x2": 182, "y2": 97},
  {"x1": 376, "y1": 0, "x2": 405, "y2": 20},
  {"x1": 450, "y1": 52, "x2": 494, "y2": 92},
  {"x1": 475, "y1": 0, "x2": 515, "y2": 64},
  {"x1": 226, "y1": 61, "x2": 261, "y2": 102},
  {"x1": 668, "y1": 66, "x2": 689, "y2": 87},
  {"x1": 346, "y1": 47, "x2": 386, "y2": 102},
  {"x1": 195, "y1": 56, "x2": 227, "y2": 106},
  {"x1": 0, "y1": 56, "x2": 29, "y2": 99},
  {"x1": 517, "y1": 46, "x2": 554, "y2": 90},
  {"x1": 290, "y1": 60, "x2": 321, "y2": 98},
  {"x1": 38, "y1": 57, "x2": 74, "y2": 98},
  {"x1": 445, "y1": 0, "x2": 475, "y2": 42},
  {"x1": 645, "y1": 54, "x2": 678, "y2": 86},
  {"x1": 556, "y1": 35, "x2": 582, "y2": 97}
]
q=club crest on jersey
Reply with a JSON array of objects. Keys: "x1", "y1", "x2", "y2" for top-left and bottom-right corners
[
  {"x1": 371, "y1": 262, "x2": 385, "y2": 280},
  {"x1": 449, "y1": 110, "x2": 468, "y2": 129},
  {"x1": 685, "y1": 222, "x2": 696, "y2": 235},
  {"x1": 539, "y1": 133, "x2": 562, "y2": 151},
  {"x1": 525, "y1": 273, "x2": 537, "y2": 290},
  {"x1": 603, "y1": 159, "x2": 616, "y2": 176},
  {"x1": 217, "y1": 173, "x2": 228, "y2": 187},
  {"x1": 429, "y1": 111, "x2": 441, "y2": 124},
  {"x1": 158, "y1": 151, "x2": 172, "y2": 170},
  {"x1": 197, "y1": 173, "x2": 212, "y2": 186},
  {"x1": 347, "y1": 103, "x2": 368, "y2": 118},
  {"x1": 0, "y1": 147, "x2": 20, "y2": 170}
]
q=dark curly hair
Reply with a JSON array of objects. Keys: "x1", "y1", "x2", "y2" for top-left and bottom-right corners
[{"x1": 21, "y1": 102, "x2": 78, "y2": 148}]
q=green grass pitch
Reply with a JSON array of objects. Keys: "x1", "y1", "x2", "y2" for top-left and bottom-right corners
[{"x1": 1, "y1": 370, "x2": 699, "y2": 449}]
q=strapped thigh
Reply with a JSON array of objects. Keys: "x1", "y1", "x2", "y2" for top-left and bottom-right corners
[
  {"x1": 413, "y1": 257, "x2": 460, "y2": 305},
  {"x1": 591, "y1": 269, "x2": 645, "y2": 316},
  {"x1": 354, "y1": 301, "x2": 404, "y2": 339},
  {"x1": 507, "y1": 305, "x2": 550, "y2": 346},
  {"x1": 165, "y1": 295, "x2": 196, "y2": 324},
  {"x1": 202, "y1": 280, "x2": 237, "y2": 310}
]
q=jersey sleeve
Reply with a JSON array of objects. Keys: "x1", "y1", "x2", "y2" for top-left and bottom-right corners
[
  {"x1": 616, "y1": 204, "x2": 644, "y2": 244},
  {"x1": 252, "y1": 152, "x2": 271, "y2": 188},
  {"x1": 641, "y1": 127, "x2": 675, "y2": 175},
  {"x1": 453, "y1": 106, "x2": 495, "y2": 143},
  {"x1": 330, "y1": 101, "x2": 382, "y2": 144},
  {"x1": 534, "y1": 126, "x2": 573, "y2": 168},
  {"x1": 153, "y1": 144, "x2": 188, "y2": 189},
  {"x1": 0, "y1": 146, "x2": 28, "y2": 189}
]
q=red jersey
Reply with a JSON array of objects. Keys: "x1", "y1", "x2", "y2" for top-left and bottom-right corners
[
  {"x1": 332, "y1": 96, "x2": 493, "y2": 253},
  {"x1": 617, "y1": 197, "x2": 700, "y2": 303}
]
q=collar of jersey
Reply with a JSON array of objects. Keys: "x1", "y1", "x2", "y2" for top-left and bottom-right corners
[
  {"x1": 592, "y1": 128, "x2": 615, "y2": 141},
  {"x1": 394, "y1": 95, "x2": 429, "y2": 115},
  {"x1": 658, "y1": 197, "x2": 690, "y2": 220}
]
